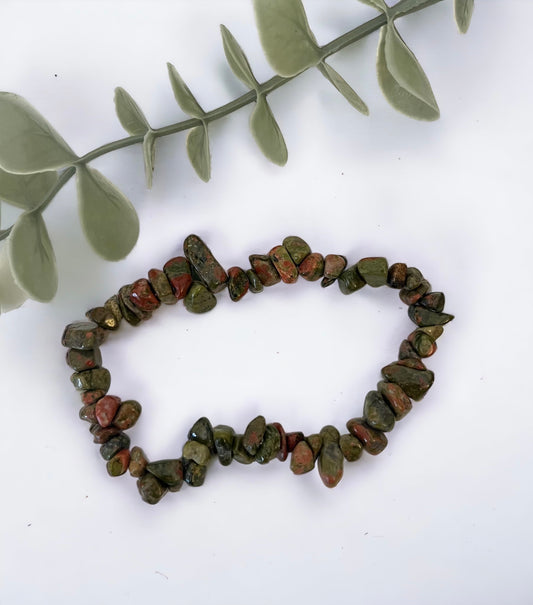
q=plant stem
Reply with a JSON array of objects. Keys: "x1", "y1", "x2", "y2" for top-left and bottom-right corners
[{"x1": 0, "y1": 0, "x2": 444, "y2": 243}]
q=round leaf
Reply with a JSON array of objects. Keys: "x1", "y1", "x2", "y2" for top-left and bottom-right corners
[
  {"x1": 186, "y1": 124, "x2": 211, "y2": 182},
  {"x1": 377, "y1": 24, "x2": 439, "y2": 121},
  {"x1": 253, "y1": 0, "x2": 321, "y2": 77},
  {"x1": 0, "y1": 92, "x2": 77, "y2": 174},
  {"x1": 250, "y1": 95, "x2": 288, "y2": 166},
  {"x1": 114, "y1": 87, "x2": 150, "y2": 136},
  {"x1": 8, "y1": 211, "x2": 58, "y2": 302},
  {"x1": 76, "y1": 165, "x2": 139, "y2": 261},
  {"x1": 0, "y1": 167, "x2": 57, "y2": 210}
]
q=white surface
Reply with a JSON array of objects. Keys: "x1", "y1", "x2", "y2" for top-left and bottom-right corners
[{"x1": 0, "y1": 1, "x2": 532, "y2": 603}]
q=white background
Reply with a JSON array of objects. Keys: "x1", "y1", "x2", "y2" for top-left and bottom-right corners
[{"x1": 1, "y1": 1, "x2": 532, "y2": 603}]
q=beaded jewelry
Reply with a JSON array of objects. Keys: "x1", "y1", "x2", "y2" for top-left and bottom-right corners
[{"x1": 62, "y1": 234, "x2": 453, "y2": 505}]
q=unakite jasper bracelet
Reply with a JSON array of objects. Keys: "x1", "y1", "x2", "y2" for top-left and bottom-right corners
[{"x1": 62, "y1": 234, "x2": 454, "y2": 505}]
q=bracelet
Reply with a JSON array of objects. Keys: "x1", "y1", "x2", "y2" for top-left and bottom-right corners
[{"x1": 62, "y1": 234, "x2": 454, "y2": 505}]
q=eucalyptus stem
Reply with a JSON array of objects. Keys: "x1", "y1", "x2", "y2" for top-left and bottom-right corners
[{"x1": 0, "y1": 0, "x2": 444, "y2": 244}]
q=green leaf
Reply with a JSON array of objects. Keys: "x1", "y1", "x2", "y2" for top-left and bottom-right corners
[
  {"x1": 454, "y1": 0, "x2": 474, "y2": 34},
  {"x1": 167, "y1": 63, "x2": 205, "y2": 119},
  {"x1": 220, "y1": 25, "x2": 258, "y2": 90},
  {"x1": 8, "y1": 211, "x2": 57, "y2": 302},
  {"x1": 377, "y1": 23, "x2": 439, "y2": 121},
  {"x1": 0, "y1": 244, "x2": 28, "y2": 312},
  {"x1": 76, "y1": 165, "x2": 139, "y2": 261},
  {"x1": 0, "y1": 167, "x2": 57, "y2": 210},
  {"x1": 318, "y1": 62, "x2": 369, "y2": 115},
  {"x1": 0, "y1": 93, "x2": 77, "y2": 174},
  {"x1": 142, "y1": 131, "x2": 156, "y2": 189},
  {"x1": 253, "y1": 0, "x2": 321, "y2": 77},
  {"x1": 357, "y1": 0, "x2": 388, "y2": 13},
  {"x1": 250, "y1": 95, "x2": 288, "y2": 166},
  {"x1": 114, "y1": 87, "x2": 150, "y2": 136},
  {"x1": 186, "y1": 124, "x2": 211, "y2": 182}
]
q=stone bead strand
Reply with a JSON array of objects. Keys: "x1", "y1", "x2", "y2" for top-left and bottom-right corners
[{"x1": 62, "y1": 234, "x2": 454, "y2": 505}]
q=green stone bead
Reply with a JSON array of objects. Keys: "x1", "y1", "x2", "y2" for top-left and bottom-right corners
[
  {"x1": 183, "y1": 234, "x2": 228, "y2": 293},
  {"x1": 306, "y1": 434, "x2": 323, "y2": 459},
  {"x1": 318, "y1": 441, "x2": 344, "y2": 488},
  {"x1": 213, "y1": 424, "x2": 235, "y2": 466},
  {"x1": 188, "y1": 417, "x2": 215, "y2": 453},
  {"x1": 86, "y1": 307, "x2": 119, "y2": 330},
  {"x1": 249, "y1": 255, "x2": 281, "y2": 287},
  {"x1": 321, "y1": 254, "x2": 347, "y2": 288},
  {"x1": 356, "y1": 257, "x2": 388, "y2": 287},
  {"x1": 146, "y1": 459, "x2": 184, "y2": 490},
  {"x1": 148, "y1": 268, "x2": 177, "y2": 305},
  {"x1": 377, "y1": 381, "x2": 412, "y2": 419},
  {"x1": 255, "y1": 424, "x2": 281, "y2": 464},
  {"x1": 381, "y1": 362, "x2": 435, "y2": 401},
  {"x1": 363, "y1": 390, "x2": 395, "y2": 432},
  {"x1": 61, "y1": 321, "x2": 105, "y2": 350},
  {"x1": 104, "y1": 295, "x2": 123, "y2": 325},
  {"x1": 232, "y1": 434, "x2": 255, "y2": 464},
  {"x1": 227, "y1": 266, "x2": 250, "y2": 301},
  {"x1": 106, "y1": 449, "x2": 130, "y2": 477},
  {"x1": 419, "y1": 292, "x2": 445, "y2": 313},
  {"x1": 100, "y1": 432, "x2": 130, "y2": 461},
  {"x1": 245, "y1": 269, "x2": 264, "y2": 293},
  {"x1": 319, "y1": 425, "x2": 340, "y2": 443},
  {"x1": 66, "y1": 347, "x2": 102, "y2": 372},
  {"x1": 299, "y1": 253, "x2": 325, "y2": 282},
  {"x1": 183, "y1": 459, "x2": 207, "y2": 487},
  {"x1": 117, "y1": 285, "x2": 142, "y2": 326},
  {"x1": 418, "y1": 325, "x2": 444, "y2": 340},
  {"x1": 269, "y1": 245, "x2": 298, "y2": 283},
  {"x1": 346, "y1": 418, "x2": 388, "y2": 455},
  {"x1": 339, "y1": 434, "x2": 363, "y2": 462},
  {"x1": 387, "y1": 263, "x2": 407, "y2": 289},
  {"x1": 408, "y1": 305, "x2": 454, "y2": 327},
  {"x1": 70, "y1": 368, "x2": 111, "y2": 392},
  {"x1": 183, "y1": 282, "x2": 217, "y2": 314},
  {"x1": 129, "y1": 446, "x2": 149, "y2": 477},
  {"x1": 243, "y1": 415, "x2": 266, "y2": 456},
  {"x1": 408, "y1": 330, "x2": 437, "y2": 358},
  {"x1": 183, "y1": 440, "x2": 211, "y2": 465},
  {"x1": 338, "y1": 265, "x2": 366, "y2": 294},
  {"x1": 399, "y1": 280, "x2": 431, "y2": 305},
  {"x1": 79, "y1": 403, "x2": 97, "y2": 423},
  {"x1": 113, "y1": 400, "x2": 142, "y2": 430},
  {"x1": 137, "y1": 472, "x2": 167, "y2": 505},
  {"x1": 290, "y1": 440, "x2": 315, "y2": 474},
  {"x1": 405, "y1": 267, "x2": 424, "y2": 290},
  {"x1": 282, "y1": 236, "x2": 311, "y2": 265}
]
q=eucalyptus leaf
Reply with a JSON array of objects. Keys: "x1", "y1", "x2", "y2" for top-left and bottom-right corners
[
  {"x1": 0, "y1": 244, "x2": 28, "y2": 312},
  {"x1": 454, "y1": 0, "x2": 474, "y2": 34},
  {"x1": 186, "y1": 124, "x2": 211, "y2": 182},
  {"x1": 0, "y1": 93, "x2": 78, "y2": 174},
  {"x1": 377, "y1": 23, "x2": 439, "y2": 121},
  {"x1": 167, "y1": 63, "x2": 205, "y2": 119},
  {"x1": 318, "y1": 62, "x2": 369, "y2": 115},
  {"x1": 114, "y1": 87, "x2": 150, "y2": 136},
  {"x1": 76, "y1": 165, "x2": 139, "y2": 261},
  {"x1": 0, "y1": 167, "x2": 57, "y2": 210},
  {"x1": 220, "y1": 25, "x2": 258, "y2": 91},
  {"x1": 253, "y1": 0, "x2": 321, "y2": 77},
  {"x1": 142, "y1": 131, "x2": 156, "y2": 189},
  {"x1": 250, "y1": 95, "x2": 288, "y2": 166},
  {"x1": 357, "y1": 0, "x2": 388, "y2": 13},
  {"x1": 8, "y1": 211, "x2": 57, "y2": 302}
]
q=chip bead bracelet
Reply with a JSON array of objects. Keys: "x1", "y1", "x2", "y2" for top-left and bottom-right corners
[{"x1": 62, "y1": 234, "x2": 454, "y2": 505}]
